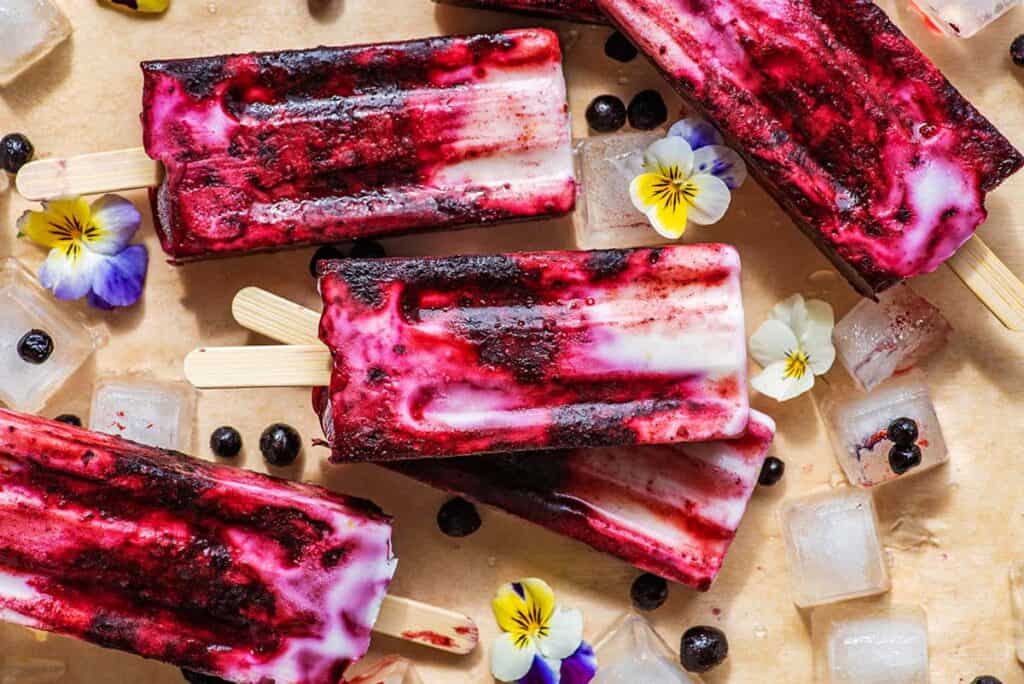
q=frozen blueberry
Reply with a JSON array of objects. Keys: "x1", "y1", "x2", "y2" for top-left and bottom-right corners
[
  {"x1": 630, "y1": 573, "x2": 669, "y2": 611},
  {"x1": 436, "y1": 497, "x2": 481, "y2": 538},
  {"x1": 680, "y1": 625, "x2": 729, "y2": 673},
  {"x1": 181, "y1": 670, "x2": 231, "y2": 684},
  {"x1": 758, "y1": 456, "x2": 786, "y2": 487},
  {"x1": 17, "y1": 329, "x2": 53, "y2": 364},
  {"x1": 309, "y1": 244, "x2": 345, "y2": 277},
  {"x1": 259, "y1": 423, "x2": 302, "y2": 466},
  {"x1": 210, "y1": 426, "x2": 243, "y2": 458},
  {"x1": 971, "y1": 678, "x2": 1002, "y2": 684},
  {"x1": 886, "y1": 417, "x2": 919, "y2": 446},
  {"x1": 0, "y1": 133, "x2": 34, "y2": 173},
  {"x1": 627, "y1": 90, "x2": 668, "y2": 130},
  {"x1": 889, "y1": 443, "x2": 923, "y2": 475},
  {"x1": 54, "y1": 414, "x2": 82, "y2": 427},
  {"x1": 586, "y1": 95, "x2": 627, "y2": 133},
  {"x1": 604, "y1": 31, "x2": 638, "y2": 62},
  {"x1": 1011, "y1": 34, "x2": 1024, "y2": 66},
  {"x1": 350, "y1": 239, "x2": 387, "y2": 259}
]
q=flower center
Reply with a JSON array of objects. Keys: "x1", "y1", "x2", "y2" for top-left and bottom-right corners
[
  {"x1": 650, "y1": 165, "x2": 699, "y2": 210},
  {"x1": 48, "y1": 213, "x2": 99, "y2": 262},
  {"x1": 511, "y1": 604, "x2": 550, "y2": 649},
  {"x1": 784, "y1": 349, "x2": 810, "y2": 379}
]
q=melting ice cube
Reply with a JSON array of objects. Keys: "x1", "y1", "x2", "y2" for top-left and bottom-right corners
[
  {"x1": 593, "y1": 613, "x2": 703, "y2": 683},
  {"x1": 0, "y1": 259, "x2": 98, "y2": 412},
  {"x1": 89, "y1": 375, "x2": 196, "y2": 451},
  {"x1": 812, "y1": 602, "x2": 929, "y2": 683},
  {"x1": 911, "y1": 0, "x2": 1021, "y2": 38},
  {"x1": 819, "y1": 370, "x2": 948, "y2": 488},
  {"x1": 780, "y1": 487, "x2": 890, "y2": 608},
  {"x1": 832, "y1": 285, "x2": 950, "y2": 392},
  {"x1": 345, "y1": 656, "x2": 423, "y2": 684},
  {"x1": 0, "y1": 0, "x2": 72, "y2": 86},
  {"x1": 574, "y1": 131, "x2": 669, "y2": 250}
]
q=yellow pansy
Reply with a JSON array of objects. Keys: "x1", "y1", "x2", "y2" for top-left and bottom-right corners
[{"x1": 750, "y1": 294, "x2": 836, "y2": 401}]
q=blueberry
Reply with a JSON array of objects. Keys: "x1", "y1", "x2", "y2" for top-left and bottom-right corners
[
  {"x1": 680, "y1": 625, "x2": 729, "y2": 673},
  {"x1": 181, "y1": 669, "x2": 231, "y2": 684},
  {"x1": 309, "y1": 244, "x2": 344, "y2": 277},
  {"x1": 972, "y1": 678, "x2": 1003, "y2": 684},
  {"x1": 210, "y1": 426, "x2": 243, "y2": 458},
  {"x1": 585, "y1": 95, "x2": 627, "y2": 133},
  {"x1": 436, "y1": 497, "x2": 481, "y2": 538},
  {"x1": 259, "y1": 423, "x2": 301, "y2": 466},
  {"x1": 349, "y1": 239, "x2": 387, "y2": 259},
  {"x1": 17, "y1": 329, "x2": 53, "y2": 364},
  {"x1": 886, "y1": 417, "x2": 919, "y2": 446},
  {"x1": 604, "y1": 31, "x2": 638, "y2": 62},
  {"x1": 54, "y1": 414, "x2": 83, "y2": 427},
  {"x1": 627, "y1": 90, "x2": 668, "y2": 130},
  {"x1": 630, "y1": 573, "x2": 669, "y2": 611},
  {"x1": 889, "y1": 443, "x2": 923, "y2": 475},
  {"x1": 0, "y1": 133, "x2": 34, "y2": 173},
  {"x1": 1011, "y1": 34, "x2": 1024, "y2": 66},
  {"x1": 758, "y1": 456, "x2": 786, "y2": 487}
]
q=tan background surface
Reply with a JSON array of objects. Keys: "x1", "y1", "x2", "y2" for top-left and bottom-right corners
[{"x1": 2, "y1": 1, "x2": 1023, "y2": 681}]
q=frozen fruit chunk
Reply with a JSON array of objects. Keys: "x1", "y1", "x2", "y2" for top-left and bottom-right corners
[
  {"x1": 812, "y1": 603, "x2": 929, "y2": 683},
  {"x1": 346, "y1": 656, "x2": 424, "y2": 684},
  {"x1": 593, "y1": 613, "x2": 703, "y2": 683},
  {"x1": 574, "y1": 131, "x2": 667, "y2": 250},
  {"x1": 89, "y1": 375, "x2": 196, "y2": 451},
  {"x1": 911, "y1": 0, "x2": 1021, "y2": 37},
  {"x1": 0, "y1": 0, "x2": 71, "y2": 86},
  {"x1": 833, "y1": 285, "x2": 950, "y2": 391},
  {"x1": 780, "y1": 488, "x2": 890, "y2": 608},
  {"x1": 820, "y1": 371, "x2": 947, "y2": 488},
  {"x1": 0, "y1": 259, "x2": 98, "y2": 412}
]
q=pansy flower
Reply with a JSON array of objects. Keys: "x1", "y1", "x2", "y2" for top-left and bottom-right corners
[
  {"x1": 750, "y1": 294, "x2": 836, "y2": 401},
  {"x1": 629, "y1": 116, "x2": 747, "y2": 239},
  {"x1": 491, "y1": 578, "x2": 596, "y2": 684},
  {"x1": 18, "y1": 195, "x2": 148, "y2": 310}
]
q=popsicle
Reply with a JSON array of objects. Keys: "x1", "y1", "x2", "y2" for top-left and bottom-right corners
[
  {"x1": 138, "y1": 28, "x2": 575, "y2": 261},
  {"x1": 0, "y1": 409, "x2": 470, "y2": 683},
  {"x1": 314, "y1": 244, "x2": 750, "y2": 462},
  {"x1": 389, "y1": 411, "x2": 775, "y2": 590}
]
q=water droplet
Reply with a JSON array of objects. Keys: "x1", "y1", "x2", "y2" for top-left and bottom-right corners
[
  {"x1": 754, "y1": 625, "x2": 767, "y2": 639},
  {"x1": 207, "y1": 1, "x2": 217, "y2": 13}
]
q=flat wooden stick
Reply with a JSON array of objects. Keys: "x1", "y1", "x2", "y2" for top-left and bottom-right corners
[
  {"x1": 946, "y1": 234, "x2": 1024, "y2": 331},
  {"x1": 184, "y1": 345, "x2": 330, "y2": 388},
  {"x1": 15, "y1": 148, "x2": 161, "y2": 200},
  {"x1": 376, "y1": 595, "x2": 478, "y2": 655},
  {"x1": 232, "y1": 287, "x2": 322, "y2": 346}
]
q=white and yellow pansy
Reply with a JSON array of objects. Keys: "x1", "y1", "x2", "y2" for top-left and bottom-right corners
[{"x1": 750, "y1": 294, "x2": 836, "y2": 401}]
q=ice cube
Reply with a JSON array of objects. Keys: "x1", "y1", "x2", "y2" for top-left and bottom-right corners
[
  {"x1": 832, "y1": 285, "x2": 950, "y2": 392},
  {"x1": 1010, "y1": 561, "x2": 1024, "y2": 664},
  {"x1": 593, "y1": 613, "x2": 703, "y2": 684},
  {"x1": 0, "y1": 657, "x2": 66, "y2": 684},
  {"x1": 812, "y1": 602, "x2": 929, "y2": 683},
  {"x1": 574, "y1": 131, "x2": 671, "y2": 250},
  {"x1": 0, "y1": 259, "x2": 98, "y2": 413},
  {"x1": 89, "y1": 375, "x2": 196, "y2": 451},
  {"x1": 0, "y1": 0, "x2": 72, "y2": 87},
  {"x1": 345, "y1": 656, "x2": 423, "y2": 684},
  {"x1": 780, "y1": 487, "x2": 890, "y2": 608},
  {"x1": 819, "y1": 370, "x2": 948, "y2": 488},
  {"x1": 911, "y1": 0, "x2": 1021, "y2": 37}
]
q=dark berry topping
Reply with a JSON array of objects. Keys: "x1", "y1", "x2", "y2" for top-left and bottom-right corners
[
  {"x1": 349, "y1": 239, "x2": 387, "y2": 260},
  {"x1": 210, "y1": 426, "x2": 243, "y2": 458},
  {"x1": 627, "y1": 90, "x2": 668, "y2": 131},
  {"x1": 436, "y1": 497, "x2": 481, "y2": 538},
  {"x1": 259, "y1": 423, "x2": 302, "y2": 466},
  {"x1": 971, "y1": 678, "x2": 1002, "y2": 684},
  {"x1": 181, "y1": 669, "x2": 231, "y2": 684},
  {"x1": 54, "y1": 414, "x2": 82, "y2": 427},
  {"x1": 758, "y1": 456, "x2": 786, "y2": 487},
  {"x1": 889, "y1": 443, "x2": 923, "y2": 475},
  {"x1": 1011, "y1": 34, "x2": 1024, "y2": 66},
  {"x1": 309, "y1": 244, "x2": 344, "y2": 277},
  {"x1": 680, "y1": 625, "x2": 729, "y2": 673},
  {"x1": 17, "y1": 329, "x2": 54, "y2": 364},
  {"x1": 586, "y1": 95, "x2": 627, "y2": 133},
  {"x1": 0, "y1": 133, "x2": 34, "y2": 173},
  {"x1": 886, "y1": 417, "x2": 919, "y2": 446},
  {"x1": 630, "y1": 573, "x2": 669, "y2": 611},
  {"x1": 604, "y1": 31, "x2": 638, "y2": 63}
]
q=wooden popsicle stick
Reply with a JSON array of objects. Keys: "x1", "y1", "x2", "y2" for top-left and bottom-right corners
[
  {"x1": 376, "y1": 595, "x2": 478, "y2": 655},
  {"x1": 15, "y1": 148, "x2": 162, "y2": 200},
  {"x1": 946, "y1": 234, "x2": 1024, "y2": 331},
  {"x1": 183, "y1": 345, "x2": 331, "y2": 388},
  {"x1": 232, "y1": 287, "x2": 322, "y2": 346}
]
